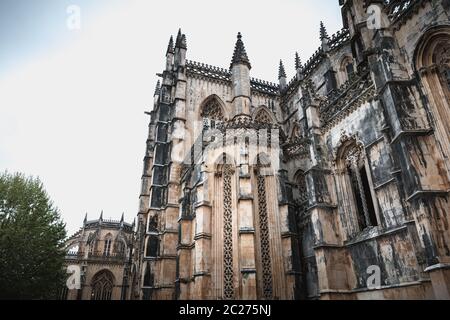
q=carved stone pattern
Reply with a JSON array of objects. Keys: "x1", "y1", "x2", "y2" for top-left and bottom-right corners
[
  {"x1": 320, "y1": 71, "x2": 375, "y2": 131},
  {"x1": 435, "y1": 43, "x2": 450, "y2": 89},
  {"x1": 297, "y1": 173, "x2": 308, "y2": 205},
  {"x1": 257, "y1": 173, "x2": 273, "y2": 299},
  {"x1": 345, "y1": 143, "x2": 364, "y2": 168},
  {"x1": 283, "y1": 136, "x2": 311, "y2": 160},
  {"x1": 185, "y1": 60, "x2": 278, "y2": 96},
  {"x1": 201, "y1": 100, "x2": 225, "y2": 121},
  {"x1": 255, "y1": 111, "x2": 273, "y2": 124},
  {"x1": 222, "y1": 165, "x2": 234, "y2": 300}
]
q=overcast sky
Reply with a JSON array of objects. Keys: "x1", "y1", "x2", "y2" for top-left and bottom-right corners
[{"x1": 0, "y1": 0, "x2": 342, "y2": 235}]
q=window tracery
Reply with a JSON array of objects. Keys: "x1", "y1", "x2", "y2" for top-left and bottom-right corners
[
  {"x1": 91, "y1": 271, "x2": 114, "y2": 300},
  {"x1": 201, "y1": 99, "x2": 225, "y2": 130}
]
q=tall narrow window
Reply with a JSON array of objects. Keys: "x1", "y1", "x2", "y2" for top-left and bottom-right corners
[
  {"x1": 143, "y1": 263, "x2": 154, "y2": 287},
  {"x1": 103, "y1": 236, "x2": 112, "y2": 256},
  {"x1": 146, "y1": 235, "x2": 159, "y2": 258},
  {"x1": 345, "y1": 144, "x2": 378, "y2": 230}
]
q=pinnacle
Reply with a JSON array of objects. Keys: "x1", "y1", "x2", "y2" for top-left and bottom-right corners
[
  {"x1": 175, "y1": 28, "x2": 187, "y2": 49},
  {"x1": 278, "y1": 60, "x2": 286, "y2": 79},
  {"x1": 167, "y1": 36, "x2": 174, "y2": 54},
  {"x1": 295, "y1": 52, "x2": 302, "y2": 70},
  {"x1": 320, "y1": 21, "x2": 329, "y2": 40},
  {"x1": 230, "y1": 32, "x2": 251, "y2": 70}
]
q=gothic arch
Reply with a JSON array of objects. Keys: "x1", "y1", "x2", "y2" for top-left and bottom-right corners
[
  {"x1": 290, "y1": 122, "x2": 301, "y2": 140},
  {"x1": 337, "y1": 54, "x2": 354, "y2": 86},
  {"x1": 91, "y1": 270, "x2": 115, "y2": 300},
  {"x1": 103, "y1": 233, "x2": 113, "y2": 256},
  {"x1": 252, "y1": 106, "x2": 277, "y2": 124},
  {"x1": 334, "y1": 135, "x2": 379, "y2": 236},
  {"x1": 293, "y1": 169, "x2": 308, "y2": 206},
  {"x1": 414, "y1": 25, "x2": 450, "y2": 169},
  {"x1": 199, "y1": 95, "x2": 228, "y2": 124},
  {"x1": 114, "y1": 233, "x2": 128, "y2": 256}
]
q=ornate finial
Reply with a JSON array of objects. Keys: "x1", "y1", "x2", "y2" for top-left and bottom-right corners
[
  {"x1": 278, "y1": 60, "x2": 287, "y2": 79},
  {"x1": 295, "y1": 52, "x2": 302, "y2": 70},
  {"x1": 320, "y1": 21, "x2": 329, "y2": 41},
  {"x1": 167, "y1": 36, "x2": 174, "y2": 54},
  {"x1": 230, "y1": 32, "x2": 251, "y2": 70},
  {"x1": 154, "y1": 80, "x2": 161, "y2": 97}
]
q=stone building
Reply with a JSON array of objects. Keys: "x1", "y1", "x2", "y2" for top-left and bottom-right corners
[
  {"x1": 62, "y1": 213, "x2": 134, "y2": 300},
  {"x1": 133, "y1": 0, "x2": 450, "y2": 300}
]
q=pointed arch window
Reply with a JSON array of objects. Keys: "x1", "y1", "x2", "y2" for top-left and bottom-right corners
[
  {"x1": 201, "y1": 98, "x2": 225, "y2": 131},
  {"x1": 339, "y1": 55, "x2": 355, "y2": 85},
  {"x1": 344, "y1": 143, "x2": 378, "y2": 230},
  {"x1": 416, "y1": 29, "x2": 450, "y2": 147},
  {"x1": 91, "y1": 271, "x2": 114, "y2": 300},
  {"x1": 103, "y1": 234, "x2": 112, "y2": 256},
  {"x1": 146, "y1": 235, "x2": 159, "y2": 258}
]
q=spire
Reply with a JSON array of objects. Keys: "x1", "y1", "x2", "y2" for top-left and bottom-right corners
[
  {"x1": 154, "y1": 80, "x2": 161, "y2": 97},
  {"x1": 99, "y1": 210, "x2": 103, "y2": 221},
  {"x1": 175, "y1": 28, "x2": 187, "y2": 49},
  {"x1": 278, "y1": 60, "x2": 287, "y2": 79},
  {"x1": 320, "y1": 21, "x2": 329, "y2": 41},
  {"x1": 295, "y1": 52, "x2": 302, "y2": 70},
  {"x1": 120, "y1": 212, "x2": 124, "y2": 222},
  {"x1": 230, "y1": 32, "x2": 251, "y2": 70},
  {"x1": 175, "y1": 28, "x2": 182, "y2": 47},
  {"x1": 83, "y1": 213, "x2": 88, "y2": 225},
  {"x1": 166, "y1": 36, "x2": 174, "y2": 54}
]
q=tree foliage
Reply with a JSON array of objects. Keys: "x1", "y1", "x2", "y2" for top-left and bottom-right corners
[{"x1": 0, "y1": 172, "x2": 67, "y2": 300}]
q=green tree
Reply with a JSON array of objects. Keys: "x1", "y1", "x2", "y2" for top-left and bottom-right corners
[{"x1": 0, "y1": 172, "x2": 67, "y2": 300}]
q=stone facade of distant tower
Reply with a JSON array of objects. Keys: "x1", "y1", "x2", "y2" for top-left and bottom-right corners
[{"x1": 62, "y1": 213, "x2": 134, "y2": 300}]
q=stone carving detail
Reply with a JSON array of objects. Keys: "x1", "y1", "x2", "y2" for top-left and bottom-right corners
[
  {"x1": 295, "y1": 171, "x2": 308, "y2": 207},
  {"x1": 222, "y1": 164, "x2": 235, "y2": 300},
  {"x1": 435, "y1": 43, "x2": 450, "y2": 89},
  {"x1": 345, "y1": 143, "x2": 364, "y2": 168},
  {"x1": 283, "y1": 136, "x2": 311, "y2": 160},
  {"x1": 319, "y1": 70, "x2": 375, "y2": 130},
  {"x1": 256, "y1": 169, "x2": 273, "y2": 299},
  {"x1": 202, "y1": 99, "x2": 225, "y2": 130},
  {"x1": 254, "y1": 110, "x2": 273, "y2": 124}
]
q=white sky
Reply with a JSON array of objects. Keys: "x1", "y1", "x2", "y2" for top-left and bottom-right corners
[{"x1": 0, "y1": 0, "x2": 342, "y2": 235}]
